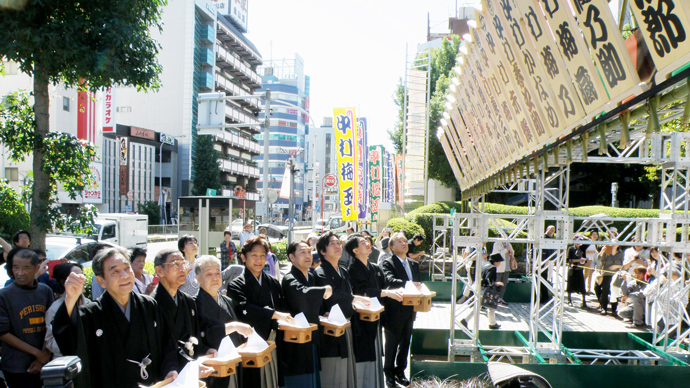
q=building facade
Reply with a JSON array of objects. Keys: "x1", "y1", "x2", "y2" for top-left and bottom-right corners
[
  {"x1": 256, "y1": 55, "x2": 310, "y2": 221},
  {"x1": 305, "y1": 117, "x2": 339, "y2": 220}
]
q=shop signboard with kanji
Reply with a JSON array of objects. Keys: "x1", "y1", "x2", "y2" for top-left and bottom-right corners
[{"x1": 333, "y1": 108, "x2": 358, "y2": 221}]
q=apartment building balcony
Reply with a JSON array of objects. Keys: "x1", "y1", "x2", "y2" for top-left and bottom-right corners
[
  {"x1": 214, "y1": 132, "x2": 261, "y2": 155},
  {"x1": 224, "y1": 103, "x2": 260, "y2": 132},
  {"x1": 216, "y1": 22, "x2": 262, "y2": 67},
  {"x1": 215, "y1": 73, "x2": 261, "y2": 113},
  {"x1": 218, "y1": 156, "x2": 260, "y2": 178},
  {"x1": 216, "y1": 45, "x2": 262, "y2": 89}
]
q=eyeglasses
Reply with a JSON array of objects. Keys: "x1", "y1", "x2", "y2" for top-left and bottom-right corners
[{"x1": 162, "y1": 260, "x2": 190, "y2": 270}]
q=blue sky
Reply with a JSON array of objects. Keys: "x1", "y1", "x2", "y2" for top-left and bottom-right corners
[{"x1": 245, "y1": 0, "x2": 472, "y2": 153}]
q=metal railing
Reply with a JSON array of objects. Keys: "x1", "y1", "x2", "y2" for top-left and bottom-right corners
[{"x1": 148, "y1": 224, "x2": 179, "y2": 236}]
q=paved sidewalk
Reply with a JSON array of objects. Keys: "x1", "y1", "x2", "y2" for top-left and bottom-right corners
[{"x1": 415, "y1": 297, "x2": 650, "y2": 333}]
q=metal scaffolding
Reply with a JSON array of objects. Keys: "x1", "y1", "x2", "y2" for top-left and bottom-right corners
[{"x1": 443, "y1": 138, "x2": 690, "y2": 363}]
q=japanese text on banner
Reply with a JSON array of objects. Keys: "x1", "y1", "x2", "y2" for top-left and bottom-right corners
[
  {"x1": 368, "y1": 145, "x2": 383, "y2": 222},
  {"x1": 333, "y1": 108, "x2": 357, "y2": 220},
  {"x1": 356, "y1": 118, "x2": 368, "y2": 219}
]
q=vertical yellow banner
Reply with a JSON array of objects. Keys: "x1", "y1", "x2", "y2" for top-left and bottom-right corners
[{"x1": 333, "y1": 108, "x2": 357, "y2": 221}]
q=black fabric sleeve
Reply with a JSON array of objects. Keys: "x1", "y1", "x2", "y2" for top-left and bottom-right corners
[{"x1": 381, "y1": 259, "x2": 405, "y2": 289}]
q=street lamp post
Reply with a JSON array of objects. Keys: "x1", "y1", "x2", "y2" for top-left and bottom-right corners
[{"x1": 159, "y1": 134, "x2": 184, "y2": 224}]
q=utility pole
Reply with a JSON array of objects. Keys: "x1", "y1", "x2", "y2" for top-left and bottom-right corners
[
  {"x1": 263, "y1": 90, "x2": 271, "y2": 224},
  {"x1": 287, "y1": 156, "x2": 298, "y2": 245}
]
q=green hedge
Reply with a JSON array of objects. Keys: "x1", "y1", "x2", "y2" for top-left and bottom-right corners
[
  {"x1": 272, "y1": 239, "x2": 288, "y2": 263},
  {"x1": 385, "y1": 218, "x2": 425, "y2": 239}
]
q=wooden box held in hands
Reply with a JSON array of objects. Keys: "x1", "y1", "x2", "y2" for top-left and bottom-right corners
[
  {"x1": 354, "y1": 306, "x2": 384, "y2": 322},
  {"x1": 199, "y1": 355, "x2": 242, "y2": 377},
  {"x1": 319, "y1": 318, "x2": 350, "y2": 337},
  {"x1": 414, "y1": 291, "x2": 437, "y2": 312},
  {"x1": 237, "y1": 341, "x2": 276, "y2": 368},
  {"x1": 279, "y1": 323, "x2": 318, "y2": 344},
  {"x1": 402, "y1": 293, "x2": 421, "y2": 306}
]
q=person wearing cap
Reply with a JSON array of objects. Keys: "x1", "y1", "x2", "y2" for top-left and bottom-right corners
[
  {"x1": 375, "y1": 228, "x2": 391, "y2": 250},
  {"x1": 239, "y1": 222, "x2": 255, "y2": 247},
  {"x1": 378, "y1": 237, "x2": 392, "y2": 263},
  {"x1": 461, "y1": 253, "x2": 504, "y2": 330},
  {"x1": 608, "y1": 226, "x2": 618, "y2": 240},
  {"x1": 306, "y1": 233, "x2": 318, "y2": 249}
]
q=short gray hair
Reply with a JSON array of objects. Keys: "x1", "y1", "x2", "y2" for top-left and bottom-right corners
[
  {"x1": 194, "y1": 255, "x2": 221, "y2": 274},
  {"x1": 389, "y1": 232, "x2": 407, "y2": 247},
  {"x1": 92, "y1": 246, "x2": 130, "y2": 278}
]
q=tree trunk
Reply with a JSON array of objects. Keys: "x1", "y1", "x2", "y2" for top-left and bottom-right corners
[{"x1": 30, "y1": 62, "x2": 51, "y2": 250}]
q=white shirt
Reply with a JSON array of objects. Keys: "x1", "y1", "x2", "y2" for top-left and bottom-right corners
[
  {"x1": 239, "y1": 231, "x2": 254, "y2": 247},
  {"x1": 133, "y1": 273, "x2": 153, "y2": 294},
  {"x1": 491, "y1": 242, "x2": 513, "y2": 273}
]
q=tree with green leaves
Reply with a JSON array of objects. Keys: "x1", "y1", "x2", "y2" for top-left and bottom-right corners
[
  {"x1": 0, "y1": 180, "x2": 30, "y2": 241},
  {"x1": 191, "y1": 135, "x2": 222, "y2": 196},
  {"x1": 137, "y1": 200, "x2": 161, "y2": 225},
  {"x1": 389, "y1": 36, "x2": 462, "y2": 196},
  {"x1": 0, "y1": 0, "x2": 167, "y2": 249}
]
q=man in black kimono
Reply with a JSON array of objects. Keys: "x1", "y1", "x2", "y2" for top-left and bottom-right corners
[
  {"x1": 54, "y1": 247, "x2": 178, "y2": 388},
  {"x1": 315, "y1": 232, "x2": 370, "y2": 388},
  {"x1": 281, "y1": 241, "x2": 332, "y2": 388},
  {"x1": 380, "y1": 233, "x2": 421, "y2": 388},
  {"x1": 227, "y1": 236, "x2": 294, "y2": 388},
  {"x1": 195, "y1": 255, "x2": 253, "y2": 388},
  {"x1": 346, "y1": 235, "x2": 403, "y2": 388},
  {"x1": 151, "y1": 249, "x2": 215, "y2": 372}
]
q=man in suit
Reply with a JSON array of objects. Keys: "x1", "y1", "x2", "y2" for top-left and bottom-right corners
[{"x1": 380, "y1": 232, "x2": 421, "y2": 388}]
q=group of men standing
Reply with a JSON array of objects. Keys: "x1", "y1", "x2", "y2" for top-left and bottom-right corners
[
  {"x1": 0, "y1": 227, "x2": 423, "y2": 388},
  {"x1": 280, "y1": 231, "x2": 421, "y2": 388}
]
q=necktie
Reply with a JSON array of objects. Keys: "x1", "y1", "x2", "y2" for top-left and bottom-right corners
[{"x1": 402, "y1": 259, "x2": 413, "y2": 281}]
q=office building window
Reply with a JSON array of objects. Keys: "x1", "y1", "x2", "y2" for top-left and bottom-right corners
[{"x1": 5, "y1": 167, "x2": 18, "y2": 181}]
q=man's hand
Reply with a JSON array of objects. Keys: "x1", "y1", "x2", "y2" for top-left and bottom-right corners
[
  {"x1": 27, "y1": 359, "x2": 44, "y2": 374},
  {"x1": 226, "y1": 322, "x2": 253, "y2": 337},
  {"x1": 165, "y1": 371, "x2": 179, "y2": 381},
  {"x1": 199, "y1": 363, "x2": 215, "y2": 379},
  {"x1": 382, "y1": 289, "x2": 403, "y2": 302},
  {"x1": 323, "y1": 285, "x2": 333, "y2": 299},
  {"x1": 621, "y1": 296, "x2": 628, "y2": 303},
  {"x1": 353, "y1": 295, "x2": 371, "y2": 307},
  {"x1": 35, "y1": 260, "x2": 49, "y2": 279},
  {"x1": 64, "y1": 272, "x2": 86, "y2": 316},
  {"x1": 34, "y1": 349, "x2": 51, "y2": 365},
  {"x1": 206, "y1": 348, "x2": 218, "y2": 357},
  {"x1": 272, "y1": 311, "x2": 294, "y2": 325},
  {"x1": 145, "y1": 282, "x2": 157, "y2": 295}
]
